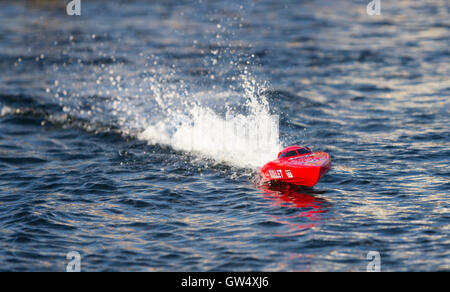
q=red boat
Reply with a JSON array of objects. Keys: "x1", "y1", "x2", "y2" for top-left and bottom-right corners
[{"x1": 260, "y1": 146, "x2": 331, "y2": 187}]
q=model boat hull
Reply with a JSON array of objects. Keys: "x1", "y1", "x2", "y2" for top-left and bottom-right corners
[{"x1": 261, "y1": 152, "x2": 331, "y2": 187}]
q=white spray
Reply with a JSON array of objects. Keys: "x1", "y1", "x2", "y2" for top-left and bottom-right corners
[{"x1": 133, "y1": 73, "x2": 282, "y2": 169}]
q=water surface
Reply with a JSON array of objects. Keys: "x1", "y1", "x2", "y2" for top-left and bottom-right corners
[{"x1": 0, "y1": 0, "x2": 448, "y2": 271}]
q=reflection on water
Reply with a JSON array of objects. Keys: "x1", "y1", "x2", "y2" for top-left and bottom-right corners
[{"x1": 260, "y1": 182, "x2": 331, "y2": 232}]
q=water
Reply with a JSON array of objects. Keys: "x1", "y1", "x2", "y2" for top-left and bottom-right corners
[{"x1": 0, "y1": 0, "x2": 448, "y2": 271}]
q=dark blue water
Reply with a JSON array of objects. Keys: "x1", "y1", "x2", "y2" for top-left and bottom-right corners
[{"x1": 0, "y1": 0, "x2": 448, "y2": 271}]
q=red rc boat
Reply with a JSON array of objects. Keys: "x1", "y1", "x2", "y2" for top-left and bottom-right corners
[{"x1": 260, "y1": 146, "x2": 331, "y2": 187}]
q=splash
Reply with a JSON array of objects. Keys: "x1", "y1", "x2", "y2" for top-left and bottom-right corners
[
  {"x1": 45, "y1": 2, "x2": 283, "y2": 169},
  {"x1": 135, "y1": 74, "x2": 281, "y2": 169},
  {"x1": 47, "y1": 54, "x2": 281, "y2": 169}
]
